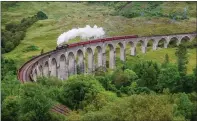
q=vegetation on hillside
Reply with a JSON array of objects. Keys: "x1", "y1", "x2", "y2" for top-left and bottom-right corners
[
  {"x1": 2, "y1": 43, "x2": 197, "y2": 121},
  {"x1": 1, "y1": 10, "x2": 48, "y2": 54},
  {"x1": 1, "y1": 2, "x2": 197, "y2": 121},
  {"x1": 88, "y1": 1, "x2": 196, "y2": 19}
]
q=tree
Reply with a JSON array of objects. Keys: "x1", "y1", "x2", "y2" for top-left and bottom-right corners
[
  {"x1": 175, "y1": 44, "x2": 188, "y2": 77},
  {"x1": 174, "y1": 93, "x2": 194, "y2": 120},
  {"x1": 82, "y1": 94, "x2": 174, "y2": 121},
  {"x1": 5, "y1": 23, "x2": 18, "y2": 31},
  {"x1": 193, "y1": 67, "x2": 197, "y2": 91},
  {"x1": 1, "y1": 57, "x2": 17, "y2": 80},
  {"x1": 36, "y1": 11, "x2": 48, "y2": 20},
  {"x1": 40, "y1": 49, "x2": 44, "y2": 54},
  {"x1": 2, "y1": 96, "x2": 20, "y2": 121},
  {"x1": 181, "y1": 74, "x2": 196, "y2": 93},
  {"x1": 59, "y1": 75, "x2": 104, "y2": 110},
  {"x1": 111, "y1": 69, "x2": 137, "y2": 89},
  {"x1": 162, "y1": 54, "x2": 169, "y2": 67},
  {"x1": 19, "y1": 83, "x2": 53, "y2": 121},
  {"x1": 157, "y1": 64, "x2": 180, "y2": 92},
  {"x1": 133, "y1": 61, "x2": 161, "y2": 90}
]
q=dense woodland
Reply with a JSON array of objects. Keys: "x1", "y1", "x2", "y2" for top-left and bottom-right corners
[
  {"x1": 2, "y1": 43, "x2": 197, "y2": 121},
  {"x1": 1, "y1": 1, "x2": 197, "y2": 121}
]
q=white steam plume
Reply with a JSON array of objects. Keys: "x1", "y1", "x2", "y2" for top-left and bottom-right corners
[{"x1": 57, "y1": 25, "x2": 105, "y2": 45}]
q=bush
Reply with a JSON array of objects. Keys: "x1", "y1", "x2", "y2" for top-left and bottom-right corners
[
  {"x1": 173, "y1": 93, "x2": 195, "y2": 120},
  {"x1": 23, "y1": 45, "x2": 39, "y2": 52},
  {"x1": 36, "y1": 11, "x2": 48, "y2": 20},
  {"x1": 59, "y1": 75, "x2": 104, "y2": 110},
  {"x1": 19, "y1": 83, "x2": 53, "y2": 121},
  {"x1": 96, "y1": 74, "x2": 117, "y2": 92},
  {"x1": 37, "y1": 77, "x2": 63, "y2": 100},
  {"x1": 111, "y1": 68, "x2": 138, "y2": 89},
  {"x1": 82, "y1": 94, "x2": 174, "y2": 121},
  {"x1": 157, "y1": 64, "x2": 180, "y2": 92},
  {"x1": 181, "y1": 74, "x2": 196, "y2": 93},
  {"x1": 133, "y1": 61, "x2": 161, "y2": 91},
  {"x1": 2, "y1": 96, "x2": 20, "y2": 121}
]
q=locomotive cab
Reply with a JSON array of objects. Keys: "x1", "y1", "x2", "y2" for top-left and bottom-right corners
[{"x1": 56, "y1": 44, "x2": 69, "y2": 50}]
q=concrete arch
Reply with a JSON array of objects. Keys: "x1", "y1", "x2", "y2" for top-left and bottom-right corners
[
  {"x1": 95, "y1": 46, "x2": 103, "y2": 68},
  {"x1": 51, "y1": 58, "x2": 57, "y2": 77},
  {"x1": 146, "y1": 39, "x2": 157, "y2": 50},
  {"x1": 181, "y1": 36, "x2": 190, "y2": 43},
  {"x1": 106, "y1": 44, "x2": 115, "y2": 69},
  {"x1": 86, "y1": 47, "x2": 94, "y2": 73},
  {"x1": 76, "y1": 49, "x2": 84, "y2": 74},
  {"x1": 169, "y1": 37, "x2": 179, "y2": 46},
  {"x1": 136, "y1": 39, "x2": 146, "y2": 53},
  {"x1": 59, "y1": 54, "x2": 68, "y2": 80},
  {"x1": 116, "y1": 42, "x2": 125, "y2": 61},
  {"x1": 33, "y1": 69, "x2": 37, "y2": 81},
  {"x1": 128, "y1": 41, "x2": 136, "y2": 56},
  {"x1": 158, "y1": 38, "x2": 167, "y2": 48},
  {"x1": 43, "y1": 61, "x2": 49, "y2": 77},
  {"x1": 68, "y1": 52, "x2": 75, "y2": 76},
  {"x1": 38, "y1": 65, "x2": 43, "y2": 76}
]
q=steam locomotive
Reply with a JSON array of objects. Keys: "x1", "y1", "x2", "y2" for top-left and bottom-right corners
[
  {"x1": 56, "y1": 44, "x2": 69, "y2": 50},
  {"x1": 56, "y1": 35, "x2": 138, "y2": 49}
]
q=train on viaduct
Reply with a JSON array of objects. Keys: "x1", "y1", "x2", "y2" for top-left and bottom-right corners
[{"x1": 17, "y1": 32, "x2": 196, "y2": 83}]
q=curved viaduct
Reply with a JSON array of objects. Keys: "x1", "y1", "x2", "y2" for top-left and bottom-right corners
[{"x1": 18, "y1": 32, "x2": 196, "y2": 82}]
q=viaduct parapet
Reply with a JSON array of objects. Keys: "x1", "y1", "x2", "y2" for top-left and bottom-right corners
[{"x1": 18, "y1": 32, "x2": 196, "y2": 82}]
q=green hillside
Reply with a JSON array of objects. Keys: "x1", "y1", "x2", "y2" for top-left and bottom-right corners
[
  {"x1": 2, "y1": 2, "x2": 196, "y2": 70},
  {"x1": 2, "y1": 2, "x2": 197, "y2": 121}
]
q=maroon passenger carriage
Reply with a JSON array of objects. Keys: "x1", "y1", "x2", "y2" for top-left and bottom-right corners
[{"x1": 56, "y1": 35, "x2": 138, "y2": 49}]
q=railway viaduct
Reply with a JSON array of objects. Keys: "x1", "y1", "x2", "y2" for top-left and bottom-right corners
[{"x1": 18, "y1": 32, "x2": 196, "y2": 82}]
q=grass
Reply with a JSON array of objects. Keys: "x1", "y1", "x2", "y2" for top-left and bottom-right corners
[
  {"x1": 2, "y1": 2, "x2": 196, "y2": 71},
  {"x1": 124, "y1": 47, "x2": 196, "y2": 74}
]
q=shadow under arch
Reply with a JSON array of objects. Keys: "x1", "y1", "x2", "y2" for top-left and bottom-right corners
[
  {"x1": 158, "y1": 38, "x2": 167, "y2": 48},
  {"x1": 43, "y1": 61, "x2": 49, "y2": 77},
  {"x1": 127, "y1": 41, "x2": 136, "y2": 56},
  {"x1": 51, "y1": 58, "x2": 57, "y2": 77},
  {"x1": 59, "y1": 54, "x2": 67, "y2": 80},
  {"x1": 169, "y1": 37, "x2": 179, "y2": 47},
  {"x1": 146, "y1": 39, "x2": 155, "y2": 51},
  {"x1": 86, "y1": 47, "x2": 94, "y2": 73},
  {"x1": 67, "y1": 52, "x2": 75, "y2": 76},
  {"x1": 105, "y1": 43, "x2": 115, "y2": 69},
  {"x1": 32, "y1": 69, "x2": 37, "y2": 81},
  {"x1": 39, "y1": 65, "x2": 43, "y2": 76},
  {"x1": 115, "y1": 42, "x2": 125, "y2": 62},
  {"x1": 181, "y1": 36, "x2": 190, "y2": 43},
  {"x1": 136, "y1": 40, "x2": 145, "y2": 54},
  {"x1": 94, "y1": 46, "x2": 103, "y2": 69},
  {"x1": 76, "y1": 49, "x2": 84, "y2": 74}
]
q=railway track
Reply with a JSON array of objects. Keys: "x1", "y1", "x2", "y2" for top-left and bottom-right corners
[{"x1": 50, "y1": 104, "x2": 70, "y2": 116}]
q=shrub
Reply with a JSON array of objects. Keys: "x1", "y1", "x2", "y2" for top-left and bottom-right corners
[
  {"x1": 133, "y1": 61, "x2": 161, "y2": 91},
  {"x1": 111, "y1": 68, "x2": 138, "y2": 89},
  {"x1": 59, "y1": 75, "x2": 104, "y2": 110},
  {"x1": 36, "y1": 11, "x2": 48, "y2": 20},
  {"x1": 173, "y1": 93, "x2": 195, "y2": 120},
  {"x1": 82, "y1": 94, "x2": 174, "y2": 121},
  {"x1": 23, "y1": 45, "x2": 39, "y2": 52},
  {"x1": 157, "y1": 64, "x2": 180, "y2": 92},
  {"x1": 19, "y1": 83, "x2": 53, "y2": 121},
  {"x1": 2, "y1": 96, "x2": 20, "y2": 121}
]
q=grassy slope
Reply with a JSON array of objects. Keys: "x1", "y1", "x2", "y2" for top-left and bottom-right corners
[{"x1": 2, "y1": 2, "x2": 196, "y2": 73}]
